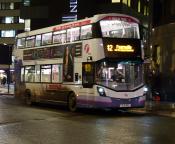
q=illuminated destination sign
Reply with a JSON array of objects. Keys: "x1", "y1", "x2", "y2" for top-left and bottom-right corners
[
  {"x1": 106, "y1": 44, "x2": 134, "y2": 52},
  {"x1": 103, "y1": 38, "x2": 141, "y2": 59},
  {"x1": 53, "y1": 20, "x2": 91, "y2": 31},
  {"x1": 102, "y1": 16, "x2": 139, "y2": 23}
]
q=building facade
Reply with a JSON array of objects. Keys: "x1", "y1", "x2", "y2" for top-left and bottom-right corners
[
  {"x1": 0, "y1": 0, "x2": 25, "y2": 45},
  {"x1": 151, "y1": 0, "x2": 175, "y2": 101},
  {"x1": 0, "y1": 0, "x2": 26, "y2": 89},
  {"x1": 20, "y1": 0, "x2": 149, "y2": 29}
]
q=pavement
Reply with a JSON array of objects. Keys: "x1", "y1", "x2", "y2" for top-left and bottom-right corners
[{"x1": 131, "y1": 101, "x2": 175, "y2": 118}]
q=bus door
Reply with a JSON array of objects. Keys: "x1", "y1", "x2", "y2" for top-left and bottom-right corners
[{"x1": 82, "y1": 62, "x2": 95, "y2": 88}]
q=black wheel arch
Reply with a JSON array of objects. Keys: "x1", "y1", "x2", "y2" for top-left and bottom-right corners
[
  {"x1": 67, "y1": 91, "x2": 76, "y2": 102},
  {"x1": 25, "y1": 89, "x2": 32, "y2": 97}
]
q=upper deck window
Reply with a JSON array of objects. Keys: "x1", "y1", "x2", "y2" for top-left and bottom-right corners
[
  {"x1": 17, "y1": 38, "x2": 25, "y2": 48},
  {"x1": 26, "y1": 36, "x2": 35, "y2": 48},
  {"x1": 53, "y1": 30, "x2": 66, "y2": 44},
  {"x1": 35, "y1": 35, "x2": 41, "y2": 47},
  {"x1": 80, "y1": 25, "x2": 92, "y2": 39},
  {"x1": 42, "y1": 32, "x2": 52, "y2": 45},
  {"x1": 67, "y1": 27, "x2": 80, "y2": 42},
  {"x1": 100, "y1": 17, "x2": 140, "y2": 39}
]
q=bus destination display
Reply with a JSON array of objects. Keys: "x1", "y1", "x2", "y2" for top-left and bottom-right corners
[{"x1": 103, "y1": 38, "x2": 141, "y2": 59}]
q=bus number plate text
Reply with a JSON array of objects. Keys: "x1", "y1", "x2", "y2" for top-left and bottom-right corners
[{"x1": 120, "y1": 104, "x2": 131, "y2": 107}]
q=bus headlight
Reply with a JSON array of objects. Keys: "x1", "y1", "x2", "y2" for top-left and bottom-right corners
[
  {"x1": 143, "y1": 86, "x2": 148, "y2": 93},
  {"x1": 97, "y1": 86, "x2": 106, "y2": 97}
]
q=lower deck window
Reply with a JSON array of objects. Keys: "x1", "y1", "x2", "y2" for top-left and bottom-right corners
[
  {"x1": 25, "y1": 66, "x2": 35, "y2": 82},
  {"x1": 52, "y1": 64, "x2": 62, "y2": 83},
  {"x1": 41, "y1": 65, "x2": 51, "y2": 82},
  {"x1": 22, "y1": 64, "x2": 62, "y2": 83}
]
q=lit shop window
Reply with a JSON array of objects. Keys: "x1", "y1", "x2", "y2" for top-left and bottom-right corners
[
  {"x1": 10, "y1": 3, "x2": 14, "y2": 9},
  {"x1": 0, "y1": 2, "x2": 14, "y2": 10},
  {"x1": 112, "y1": 0, "x2": 120, "y2": 3},
  {"x1": 23, "y1": 0, "x2": 30, "y2": 6},
  {"x1": 25, "y1": 19, "x2": 31, "y2": 31},
  {"x1": 41, "y1": 65, "x2": 51, "y2": 83},
  {"x1": 42, "y1": 32, "x2": 52, "y2": 45},
  {"x1": 26, "y1": 36, "x2": 35, "y2": 48},
  {"x1": 1, "y1": 30, "x2": 15, "y2": 37},
  {"x1": 19, "y1": 17, "x2": 24, "y2": 23},
  {"x1": 80, "y1": 25, "x2": 92, "y2": 39},
  {"x1": 5, "y1": 17, "x2": 14, "y2": 23},
  {"x1": 138, "y1": 0, "x2": 141, "y2": 13},
  {"x1": 67, "y1": 27, "x2": 80, "y2": 42},
  {"x1": 53, "y1": 30, "x2": 66, "y2": 44},
  {"x1": 128, "y1": 0, "x2": 131, "y2": 7},
  {"x1": 123, "y1": 0, "x2": 127, "y2": 5}
]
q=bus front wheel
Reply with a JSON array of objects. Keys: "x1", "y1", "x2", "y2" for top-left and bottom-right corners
[{"x1": 68, "y1": 93, "x2": 77, "y2": 112}]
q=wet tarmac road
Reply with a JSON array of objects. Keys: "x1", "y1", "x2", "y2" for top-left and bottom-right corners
[{"x1": 0, "y1": 95, "x2": 175, "y2": 144}]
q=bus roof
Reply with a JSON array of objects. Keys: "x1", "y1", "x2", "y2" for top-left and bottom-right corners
[{"x1": 17, "y1": 13, "x2": 140, "y2": 38}]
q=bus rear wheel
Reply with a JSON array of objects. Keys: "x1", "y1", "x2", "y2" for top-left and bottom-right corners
[
  {"x1": 68, "y1": 93, "x2": 77, "y2": 112},
  {"x1": 25, "y1": 91, "x2": 32, "y2": 105}
]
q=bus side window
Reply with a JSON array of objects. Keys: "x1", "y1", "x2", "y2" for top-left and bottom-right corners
[
  {"x1": 82, "y1": 62, "x2": 94, "y2": 88},
  {"x1": 25, "y1": 66, "x2": 35, "y2": 83},
  {"x1": 80, "y1": 25, "x2": 92, "y2": 39}
]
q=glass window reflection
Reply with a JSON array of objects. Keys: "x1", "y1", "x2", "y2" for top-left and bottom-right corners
[{"x1": 96, "y1": 61, "x2": 143, "y2": 91}]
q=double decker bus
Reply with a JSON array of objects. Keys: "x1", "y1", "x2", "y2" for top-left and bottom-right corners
[{"x1": 14, "y1": 13, "x2": 147, "y2": 111}]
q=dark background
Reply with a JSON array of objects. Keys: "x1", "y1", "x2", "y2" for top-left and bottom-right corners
[{"x1": 0, "y1": 45, "x2": 12, "y2": 65}]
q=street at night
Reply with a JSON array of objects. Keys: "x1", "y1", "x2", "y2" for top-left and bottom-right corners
[
  {"x1": 0, "y1": 95, "x2": 175, "y2": 144},
  {"x1": 0, "y1": 0, "x2": 175, "y2": 144}
]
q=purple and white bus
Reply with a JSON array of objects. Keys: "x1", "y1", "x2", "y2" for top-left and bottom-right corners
[{"x1": 14, "y1": 13, "x2": 147, "y2": 111}]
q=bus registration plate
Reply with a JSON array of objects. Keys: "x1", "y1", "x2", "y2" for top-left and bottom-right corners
[{"x1": 120, "y1": 104, "x2": 131, "y2": 107}]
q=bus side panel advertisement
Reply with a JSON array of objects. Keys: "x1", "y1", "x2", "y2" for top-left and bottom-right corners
[
  {"x1": 23, "y1": 43, "x2": 82, "y2": 60},
  {"x1": 63, "y1": 45, "x2": 74, "y2": 82}
]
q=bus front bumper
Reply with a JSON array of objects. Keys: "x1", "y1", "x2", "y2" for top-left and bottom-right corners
[{"x1": 77, "y1": 95, "x2": 146, "y2": 108}]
